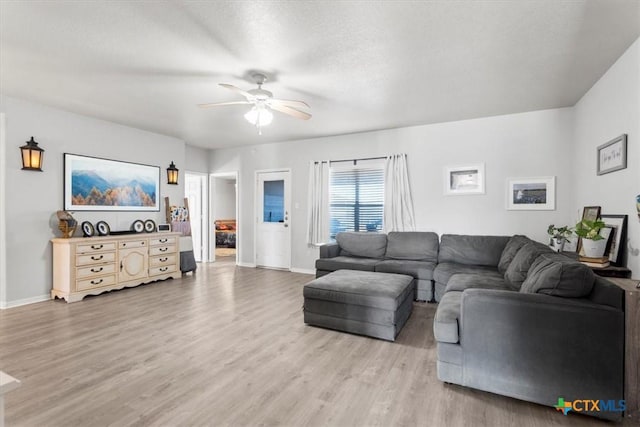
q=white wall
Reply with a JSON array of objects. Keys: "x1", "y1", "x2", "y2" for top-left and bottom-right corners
[
  {"x1": 573, "y1": 37, "x2": 640, "y2": 277},
  {"x1": 210, "y1": 107, "x2": 576, "y2": 271},
  {"x1": 212, "y1": 178, "x2": 236, "y2": 220},
  {"x1": 185, "y1": 144, "x2": 210, "y2": 174},
  {"x1": 0, "y1": 95, "x2": 185, "y2": 307}
]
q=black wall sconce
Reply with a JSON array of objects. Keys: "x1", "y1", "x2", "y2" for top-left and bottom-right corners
[
  {"x1": 20, "y1": 136, "x2": 44, "y2": 171},
  {"x1": 167, "y1": 161, "x2": 179, "y2": 185}
]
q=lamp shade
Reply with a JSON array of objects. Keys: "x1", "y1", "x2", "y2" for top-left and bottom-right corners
[
  {"x1": 20, "y1": 136, "x2": 44, "y2": 171},
  {"x1": 167, "y1": 161, "x2": 179, "y2": 185}
]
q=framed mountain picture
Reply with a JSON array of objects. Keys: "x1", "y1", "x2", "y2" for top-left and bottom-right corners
[{"x1": 64, "y1": 153, "x2": 160, "y2": 211}]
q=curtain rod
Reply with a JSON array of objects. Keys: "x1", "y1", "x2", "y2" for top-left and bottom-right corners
[{"x1": 314, "y1": 155, "x2": 387, "y2": 165}]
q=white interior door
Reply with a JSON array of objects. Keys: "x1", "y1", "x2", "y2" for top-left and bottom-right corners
[
  {"x1": 185, "y1": 172, "x2": 208, "y2": 262},
  {"x1": 256, "y1": 170, "x2": 291, "y2": 270}
]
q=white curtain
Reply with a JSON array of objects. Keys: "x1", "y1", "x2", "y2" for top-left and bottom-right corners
[
  {"x1": 384, "y1": 153, "x2": 415, "y2": 232},
  {"x1": 306, "y1": 160, "x2": 330, "y2": 246}
]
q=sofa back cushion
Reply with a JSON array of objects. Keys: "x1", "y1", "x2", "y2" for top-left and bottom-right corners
[
  {"x1": 520, "y1": 253, "x2": 595, "y2": 297},
  {"x1": 385, "y1": 232, "x2": 439, "y2": 262},
  {"x1": 497, "y1": 235, "x2": 531, "y2": 274},
  {"x1": 438, "y1": 234, "x2": 510, "y2": 266},
  {"x1": 336, "y1": 232, "x2": 387, "y2": 258},
  {"x1": 504, "y1": 242, "x2": 552, "y2": 289}
]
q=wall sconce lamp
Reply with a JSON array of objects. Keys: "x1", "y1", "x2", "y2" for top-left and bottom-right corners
[
  {"x1": 20, "y1": 136, "x2": 44, "y2": 171},
  {"x1": 167, "y1": 161, "x2": 179, "y2": 185}
]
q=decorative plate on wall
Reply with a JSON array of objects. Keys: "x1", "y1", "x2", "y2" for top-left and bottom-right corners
[
  {"x1": 81, "y1": 221, "x2": 94, "y2": 237},
  {"x1": 96, "y1": 221, "x2": 110, "y2": 236},
  {"x1": 144, "y1": 219, "x2": 156, "y2": 233},
  {"x1": 132, "y1": 220, "x2": 144, "y2": 233}
]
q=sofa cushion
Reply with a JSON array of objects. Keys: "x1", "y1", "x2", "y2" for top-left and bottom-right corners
[
  {"x1": 497, "y1": 235, "x2": 531, "y2": 274},
  {"x1": 438, "y1": 235, "x2": 510, "y2": 266},
  {"x1": 374, "y1": 259, "x2": 436, "y2": 280},
  {"x1": 433, "y1": 262, "x2": 502, "y2": 286},
  {"x1": 336, "y1": 232, "x2": 387, "y2": 258},
  {"x1": 521, "y1": 254, "x2": 595, "y2": 297},
  {"x1": 445, "y1": 273, "x2": 509, "y2": 293},
  {"x1": 504, "y1": 242, "x2": 552, "y2": 290},
  {"x1": 315, "y1": 256, "x2": 380, "y2": 272},
  {"x1": 385, "y1": 231, "x2": 439, "y2": 262},
  {"x1": 433, "y1": 291, "x2": 462, "y2": 343}
]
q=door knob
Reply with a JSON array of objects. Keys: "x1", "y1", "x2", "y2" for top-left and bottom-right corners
[{"x1": 284, "y1": 223, "x2": 289, "y2": 228}]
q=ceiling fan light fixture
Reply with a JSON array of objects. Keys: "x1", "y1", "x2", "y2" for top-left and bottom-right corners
[{"x1": 244, "y1": 105, "x2": 273, "y2": 127}]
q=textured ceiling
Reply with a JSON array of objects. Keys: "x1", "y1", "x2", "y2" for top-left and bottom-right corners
[{"x1": 1, "y1": 1, "x2": 639, "y2": 149}]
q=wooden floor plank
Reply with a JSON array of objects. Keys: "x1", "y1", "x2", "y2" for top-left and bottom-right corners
[{"x1": 0, "y1": 260, "x2": 619, "y2": 426}]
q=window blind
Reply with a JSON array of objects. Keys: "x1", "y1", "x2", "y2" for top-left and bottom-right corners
[{"x1": 329, "y1": 166, "x2": 384, "y2": 239}]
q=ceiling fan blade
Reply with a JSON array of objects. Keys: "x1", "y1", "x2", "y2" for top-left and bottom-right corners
[
  {"x1": 269, "y1": 103, "x2": 312, "y2": 120},
  {"x1": 198, "y1": 101, "x2": 252, "y2": 108},
  {"x1": 268, "y1": 98, "x2": 311, "y2": 109},
  {"x1": 219, "y1": 83, "x2": 254, "y2": 100}
]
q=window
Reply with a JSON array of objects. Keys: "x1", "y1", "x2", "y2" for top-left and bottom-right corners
[{"x1": 329, "y1": 164, "x2": 384, "y2": 239}]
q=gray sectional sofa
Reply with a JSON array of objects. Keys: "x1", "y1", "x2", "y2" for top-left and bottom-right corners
[{"x1": 315, "y1": 232, "x2": 625, "y2": 420}]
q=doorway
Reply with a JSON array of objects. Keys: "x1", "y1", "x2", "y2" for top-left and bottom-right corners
[
  {"x1": 211, "y1": 172, "x2": 238, "y2": 264},
  {"x1": 185, "y1": 172, "x2": 209, "y2": 262},
  {"x1": 255, "y1": 169, "x2": 291, "y2": 270}
]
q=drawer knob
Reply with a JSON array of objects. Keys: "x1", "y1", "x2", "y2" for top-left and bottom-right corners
[
  {"x1": 160, "y1": 267, "x2": 168, "y2": 272},
  {"x1": 90, "y1": 267, "x2": 104, "y2": 273},
  {"x1": 91, "y1": 255, "x2": 104, "y2": 261},
  {"x1": 91, "y1": 279, "x2": 103, "y2": 285},
  {"x1": 160, "y1": 239, "x2": 168, "y2": 243},
  {"x1": 160, "y1": 257, "x2": 168, "y2": 262},
  {"x1": 91, "y1": 244, "x2": 103, "y2": 250},
  {"x1": 159, "y1": 248, "x2": 168, "y2": 252}
]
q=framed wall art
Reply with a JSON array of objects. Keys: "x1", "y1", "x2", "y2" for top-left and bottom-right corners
[
  {"x1": 444, "y1": 163, "x2": 485, "y2": 195},
  {"x1": 506, "y1": 176, "x2": 555, "y2": 210},
  {"x1": 597, "y1": 134, "x2": 627, "y2": 175},
  {"x1": 64, "y1": 153, "x2": 160, "y2": 211},
  {"x1": 600, "y1": 214, "x2": 628, "y2": 265},
  {"x1": 581, "y1": 206, "x2": 601, "y2": 222}
]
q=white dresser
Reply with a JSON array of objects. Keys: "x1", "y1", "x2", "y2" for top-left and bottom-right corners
[{"x1": 51, "y1": 232, "x2": 181, "y2": 302}]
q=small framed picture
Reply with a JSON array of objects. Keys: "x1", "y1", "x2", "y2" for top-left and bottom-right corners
[
  {"x1": 506, "y1": 176, "x2": 555, "y2": 210},
  {"x1": 601, "y1": 214, "x2": 628, "y2": 265},
  {"x1": 582, "y1": 206, "x2": 601, "y2": 222},
  {"x1": 597, "y1": 134, "x2": 627, "y2": 175},
  {"x1": 444, "y1": 164, "x2": 485, "y2": 195}
]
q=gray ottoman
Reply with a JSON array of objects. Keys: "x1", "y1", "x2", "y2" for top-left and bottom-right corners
[{"x1": 303, "y1": 270, "x2": 414, "y2": 341}]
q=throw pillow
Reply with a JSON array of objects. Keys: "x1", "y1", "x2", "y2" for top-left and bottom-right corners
[
  {"x1": 520, "y1": 254, "x2": 595, "y2": 297},
  {"x1": 504, "y1": 242, "x2": 552, "y2": 290},
  {"x1": 336, "y1": 232, "x2": 387, "y2": 258},
  {"x1": 497, "y1": 235, "x2": 531, "y2": 274}
]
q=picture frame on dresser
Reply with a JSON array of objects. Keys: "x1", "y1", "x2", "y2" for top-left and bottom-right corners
[{"x1": 63, "y1": 153, "x2": 160, "y2": 211}]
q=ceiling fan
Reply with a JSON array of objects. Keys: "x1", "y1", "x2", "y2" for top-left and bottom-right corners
[{"x1": 198, "y1": 73, "x2": 311, "y2": 134}]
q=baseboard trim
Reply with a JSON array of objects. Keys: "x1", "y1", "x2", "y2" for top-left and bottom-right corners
[
  {"x1": 290, "y1": 268, "x2": 315, "y2": 275},
  {"x1": 237, "y1": 262, "x2": 256, "y2": 268},
  {"x1": 1, "y1": 294, "x2": 51, "y2": 309}
]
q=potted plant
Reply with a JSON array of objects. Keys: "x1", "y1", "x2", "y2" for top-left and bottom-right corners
[
  {"x1": 574, "y1": 219, "x2": 607, "y2": 257},
  {"x1": 547, "y1": 224, "x2": 573, "y2": 252}
]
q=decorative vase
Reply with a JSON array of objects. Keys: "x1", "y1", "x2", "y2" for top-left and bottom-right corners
[
  {"x1": 550, "y1": 238, "x2": 565, "y2": 252},
  {"x1": 582, "y1": 238, "x2": 607, "y2": 258}
]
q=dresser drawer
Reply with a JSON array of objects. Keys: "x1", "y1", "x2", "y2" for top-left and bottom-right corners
[
  {"x1": 149, "y1": 236, "x2": 176, "y2": 246},
  {"x1": 76, "y1": 252, "x2": 116, "y2": 266},
  {"x1": 149, "y1": 245, "x2": 176, "y2": 256},
  {"x1": 119, "y1": 240, "x2": 147, "y2": 249},
  {"x1": 149, "y1": 265, "x2": 177, "y2": 276},
  {"x1": 76, "y1": 263, "x2": 117, "y2": 279},
  {"x1": 150, "y1": 254, "x2": 177, "y2": 267},
  {"x1": 76, "y1": 274, "x2": 116, "y2": 291},
  {"x1": 76, "y1": 242, "x2": 117, "y2": 254}
]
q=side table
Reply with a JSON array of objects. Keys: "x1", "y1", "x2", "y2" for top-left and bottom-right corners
[{"x1": 608, "y1": 277, "x2": 639, "y2": 420}]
